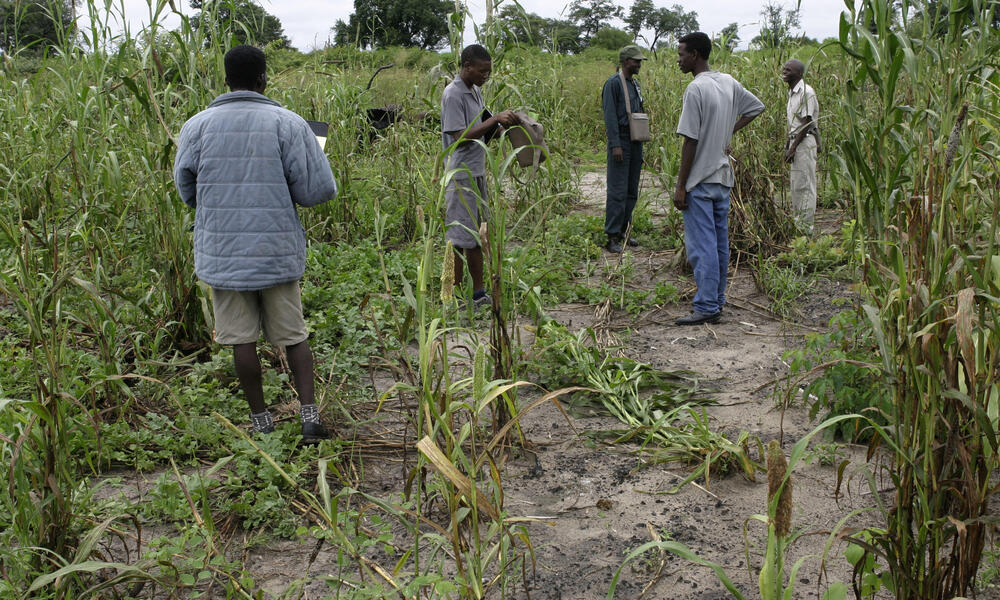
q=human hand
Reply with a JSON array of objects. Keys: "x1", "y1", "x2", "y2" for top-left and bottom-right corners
[
  {"x1": 494, "y1": 110, "x2": 520, "y2": 127},
  {"x1": 612, "y1": 147, "x2": 624, "y2": 162},
  {"x1": 784, "y1": 146, "x2": 796, "y2": 163},
  {"x1": 673, "y1": 185, "x2": 688, "y2": 211}
]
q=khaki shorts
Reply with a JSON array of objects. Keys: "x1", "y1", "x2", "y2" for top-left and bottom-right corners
[{"x1": 212, "y1": 281, "x2": 308, "y2": 347}]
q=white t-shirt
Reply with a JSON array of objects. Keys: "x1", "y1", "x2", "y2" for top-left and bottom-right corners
[{"x1": 676, "y1": 71, "x2": 765, "y2": 191}]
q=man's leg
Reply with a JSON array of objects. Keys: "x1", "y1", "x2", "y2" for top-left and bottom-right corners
[
  {"x1": 212, "y1": 288, "x2": 270, "y2": 431},
  {"x1": 452, "y1": 246, "x2": 485, "y2": 293},
  {"x1": 286, "y1": 339, "x2": 324, "y2": 435},
  {"x1": 446, "y1": 177, "x2": 488, "y2": 296},
  {"x1": 286, "y1": 339, "x2": 315, "y2": 406},
  {"x1": 233, "y1": 343, "x2": 265, "y2": 413},
  {"x1": 605, "y1": 143, "x2": 629, "y2": 245},
  {"x1": 712, "y1": 184, "x2": 732, "y2": 310},
  {"x1": 468, "y1": 176, "x2": 488, "y2": 297},
  {"x1": 790, "y1": 136, "x2": 818, "y2": 231},
  {"x1": 260, "y1": 282, "x2": 327, "y2": 440},
  {"x1": 453, "y1": 245, "x2": 465, "y2": 288},
  {"x1": 466, "y1": 246, "x2": 484, "y2": 292},
  {"x1": 622, "y1": 142, "x2": 643, "y2": 237},
  {"x1": 682, "y1": 184, "x2": 722, "y2": 315}
]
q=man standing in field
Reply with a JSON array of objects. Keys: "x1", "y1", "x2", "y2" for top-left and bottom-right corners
[
  {"x1": 602, "y1": 45, "x2": 648, "y2": 254},
  {"x1": 174, "y1": 45, "x2": 338, "y2": 442},
  {"x1": 441, "y1": 44, "x2": 520, "y2": 309},
  {"x1": 781, "y1": 59, "x2": 821, "y2": 232},
  {"x1": 673, "y1": 32, "x2": 765, "y2": 325}
]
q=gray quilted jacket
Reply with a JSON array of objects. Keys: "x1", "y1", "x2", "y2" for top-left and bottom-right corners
[{"x1": 174, "y1": 91, "x2": 337, "y2": 291}]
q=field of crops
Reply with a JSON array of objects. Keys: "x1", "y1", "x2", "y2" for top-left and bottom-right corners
[{"x1": 2, "y1": 1, "x2": 1000, "y2": 599}]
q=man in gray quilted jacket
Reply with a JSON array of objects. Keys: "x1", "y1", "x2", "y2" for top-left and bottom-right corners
[{"x1": 174, "y1": 45, "x2": 338, "y2": 443}]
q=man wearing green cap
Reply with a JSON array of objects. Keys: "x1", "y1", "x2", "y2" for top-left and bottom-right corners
[{"x1": 602, "y1": 44, "x2": 648, "y2": 253}]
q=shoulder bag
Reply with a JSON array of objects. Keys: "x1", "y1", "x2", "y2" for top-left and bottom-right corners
[{"x1": 619, "y1": 72, "x2": 651, "y2": 143}]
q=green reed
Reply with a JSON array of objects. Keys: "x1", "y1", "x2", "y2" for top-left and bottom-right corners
[{"x1": 836, "y1": 1, "x2": 1000, "y2": 597}]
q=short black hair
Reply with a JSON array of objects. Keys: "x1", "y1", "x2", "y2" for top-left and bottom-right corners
[
  {"x1": 224, "y1": 45, "x2": 266, "y2": 90},
  {"x1": 460, "y1": 44, "x2": 491, "y2": 67},
  {"x1": 678, "y1": 32, "x2": 711, "y2": 60}
]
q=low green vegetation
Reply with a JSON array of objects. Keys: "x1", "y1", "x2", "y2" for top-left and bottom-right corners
[{"x1": 1, "y1": 0, "x2": 999, "y2": 598}]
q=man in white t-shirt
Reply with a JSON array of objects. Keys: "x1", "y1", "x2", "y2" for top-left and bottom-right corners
[
  {"x1": 673, "y1": 32, "x2": 765, "y2": 325},
  {"x1": 782, "y1": 59, "x2": 821, "y2": 231}
]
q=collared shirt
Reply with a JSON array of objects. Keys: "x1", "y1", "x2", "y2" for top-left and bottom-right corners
[
  {"x1": 442, "y1": 76, "x2": 488, "y2": 177},
  {"x1": 786, "y1": 79, "x2": 819, "y2": 139},
  {"x1": 602, "y1": 72, "x2": 645, "y2": 146},
  {"x1": 676, "y1": 71, "x2": 765, "y2": 191}
]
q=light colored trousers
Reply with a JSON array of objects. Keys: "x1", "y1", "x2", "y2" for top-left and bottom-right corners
[{"x1": 789, "y1": 135, "x2": 818, "y2": 229}]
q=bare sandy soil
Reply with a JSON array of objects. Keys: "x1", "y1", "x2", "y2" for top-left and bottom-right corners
[{"x1": 485, "y1": 173, "x2": 872, "y2": 599}]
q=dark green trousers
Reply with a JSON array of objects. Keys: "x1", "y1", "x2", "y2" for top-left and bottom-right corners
[{"x1": 604, "y1": 141, "x2": 644, "y2": 238}]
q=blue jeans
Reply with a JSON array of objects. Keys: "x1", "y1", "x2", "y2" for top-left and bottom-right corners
[
  {"x1": 605, "y1": 141, "x2": 643, "y2": 237},
  {"x1": 682, "y1": 183, "x2": 731, "y2": 314}
]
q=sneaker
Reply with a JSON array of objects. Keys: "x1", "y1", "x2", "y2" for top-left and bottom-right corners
[
  {"x1": 473, "y1": 291, "x2": 492, "y2": 310},
  {"x1": 605, "y1": 237, "x2": 623, "y2": 253},
  {"x1": 251, "y1": 411, "x2": 274, "y2": 434},
  {"x1": 301, "y1": 421, "x2": 329, "y2": 444},
  {"x1": 675, "y1": 310, "x2": 721, "y2": 326},
  {"x1": 625, "y1": 236, "x2": 639, "y2": 247}
]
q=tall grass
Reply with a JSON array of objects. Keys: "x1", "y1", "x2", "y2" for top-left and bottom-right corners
[{"x1": 837, "y1": 0, "x2": 1000, "y2": 596}]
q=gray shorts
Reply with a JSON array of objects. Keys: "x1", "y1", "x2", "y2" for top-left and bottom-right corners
[
  {"x1": 445, "y1": 175, "x2": 489, "y2": 249},
  {"x1": 211, "y1": 281, "x2": 308, "y2": 347}
]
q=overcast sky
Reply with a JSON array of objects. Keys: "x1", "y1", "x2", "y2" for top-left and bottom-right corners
[{"x1": 98, "y1": 0, "x2": 853, "y2": 51}]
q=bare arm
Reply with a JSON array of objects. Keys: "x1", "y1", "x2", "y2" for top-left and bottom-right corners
[
  {"x1": 733, "y1": 113, "x2": 759, "y2": 135},
  {"x1": 447, "y1": 110, "x2": 520, "y2": 146},
  {"x1": 784, "y1": 115, "x2": 814, "y2": 163},
  {"x1": 673, "y1": 135, "x2": 698, "y2": 211}
]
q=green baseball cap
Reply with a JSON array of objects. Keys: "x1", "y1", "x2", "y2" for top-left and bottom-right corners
[{"x1": 619, "y1": 45, "x2": 648, "y2": 61}]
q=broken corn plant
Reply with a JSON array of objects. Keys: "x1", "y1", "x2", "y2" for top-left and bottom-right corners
[
  {"x1": 532, "y1": 320, "x2": 756, "y2": 486},
  {"x1": 393, "y1": 171, "x2": 533, "y2": 599}
]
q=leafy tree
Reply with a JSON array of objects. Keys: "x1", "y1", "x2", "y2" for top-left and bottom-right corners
[
  {"x1": 623, "y1": 1, "x2": 697, "y2": 51},
  {"x1": 590, "y1": 26, "x2": 631, "y2": 51},
  {"x1": 624, "y1": 0, "x2": 653, "y2": 41},
  {"x1": 332, "y1": 0, "x2": 452, "y2": 50},
  {"x1": 495, "y1": 4, "x2": 547, "y2": 46},
  {"x1": 751, "y1": 1, "x2": 800, "y2": 48},
  {"x1": 494, "y1": 4, "x2": 582, "y2": 53},
  {"x1": 190, "y1": 0, "x2": 292, "y2": 49},
  {"x1": 543, "y1": 18, "x2": 584, "y2": 54},
  {"x1": 568, "y1": 0, "x2": 622, "y2": 42},
  {"x1": 0, "y1": 0, "x2": 75, "y2": 54},
  {"x1": 644, "y1": 4, "x2": 697, "y2": 50},
  {"x1": 714, "y1": 22, "x2": 739, "y2": 51}
]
